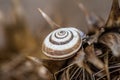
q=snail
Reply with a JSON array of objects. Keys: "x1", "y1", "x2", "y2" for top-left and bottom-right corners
[
  {"x1": 37, "y1": 0, "x2": 120, "y2": 80},
  {"x1": 38, "y1": 8, "x2": 86, "y2": 60},
  {"x1": 42, "y1": 27, "x2": 85, "y2": 60},
  {"x1": 38, "y1": 6, "x2": 106, "y2": 79},
  {"x1": 38, "y1": 7, "x2": 105, "y2": 74}
]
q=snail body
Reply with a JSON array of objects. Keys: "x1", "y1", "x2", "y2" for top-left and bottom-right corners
[
  {"x1": 42, "y1": 27, "x2": 85, "y2": 60},
  {"x1": 40, "y1": 0, "x2": 120, "y2": 79}
]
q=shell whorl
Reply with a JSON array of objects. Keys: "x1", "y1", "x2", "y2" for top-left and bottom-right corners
[{"x1": 42, "y1": 27, "x2": 83, "y2": 60}]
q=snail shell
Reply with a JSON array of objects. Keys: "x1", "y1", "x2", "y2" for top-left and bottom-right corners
[{"x1": 42, "y1": 27, "x2": 84, "y2": 60}]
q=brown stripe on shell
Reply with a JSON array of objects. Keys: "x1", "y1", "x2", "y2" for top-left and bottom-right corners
[
  {"x1": 55, "y1": 31, "x2": 68, "y2": 39},
  {"x1": 49, "y1": 31, "x2": 73, "y2": 45}
]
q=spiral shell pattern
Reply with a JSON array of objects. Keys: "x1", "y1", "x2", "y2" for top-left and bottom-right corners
[{"x1": 42, "y1": 27, "x2": 82, "y2": 60}]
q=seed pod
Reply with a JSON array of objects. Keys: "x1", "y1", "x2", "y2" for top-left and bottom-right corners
[
  {"x1": 99, "y1": 32, "x2": 120, "y2": 57},
  {"x1": 105, "y1": 0, "x2": 120, "y2": 27},
  {"x1": 98, "y1": 0, "x2": 120, "y2": 57}
]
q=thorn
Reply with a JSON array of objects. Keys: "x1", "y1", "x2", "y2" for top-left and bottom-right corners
[
  {"x1": 104, "y1": 53, "x2": 110, "y2": 80},
  {"x1": 38, "y1": 8, "x2": 60, "y2": 29},
  {"x1": 27, "y1": 56, "x2": 42, "y2": 64},
  {"x1": 78, "y1": 3, "x2": 89, "y2": 17},
  {"x1": 85, "y1": 45, "x2": 104, "y2": 69},
  {"x1": 78, "y1": 3, "x2": 105, "y2": 29}
]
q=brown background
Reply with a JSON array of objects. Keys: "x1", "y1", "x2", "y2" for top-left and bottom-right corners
[
  {"x1": 0, "y1": 0, "x2": 113, "y2": 32},
  {"x1": 0, "y1": 0, "x2": 117, "y2": 59}
]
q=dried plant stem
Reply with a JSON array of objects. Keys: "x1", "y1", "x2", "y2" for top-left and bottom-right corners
[
  {"x1": 38, "y1": 8, "x2": 60, "y2": 29},
  {"x1": 78, "y1": 3, "x2": 104, "y2": 29},
  {"x1": 104, "y1": 53, "x2": 110, "y2": 80}
]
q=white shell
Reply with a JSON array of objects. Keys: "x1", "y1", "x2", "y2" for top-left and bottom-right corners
[{"x1": 42, "y1": 27, "x2": 83, "y2": 60}]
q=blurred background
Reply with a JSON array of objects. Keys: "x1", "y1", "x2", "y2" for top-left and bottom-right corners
[
  {"x1": 0, "y1": 0, "x2": 112, "y2": 57},
  {"x1": 0, "y1": 0, "x2": 112, "y2": 32},
  {"x1": 0, "y1": 0, "x2": 116, "y2": 80}
]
